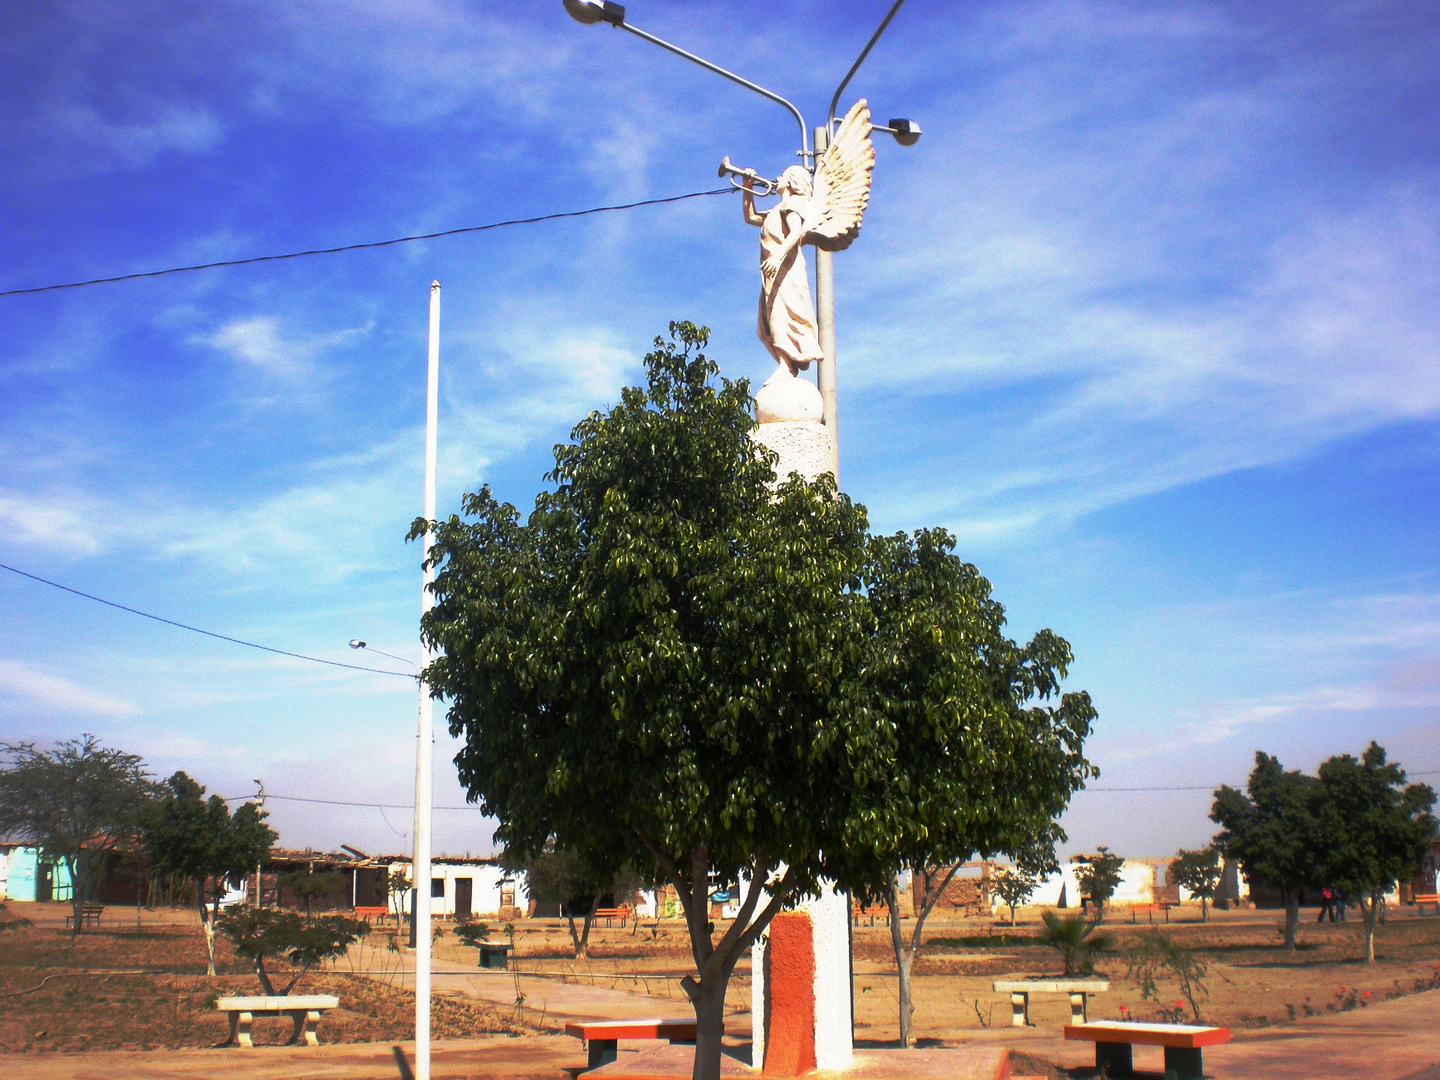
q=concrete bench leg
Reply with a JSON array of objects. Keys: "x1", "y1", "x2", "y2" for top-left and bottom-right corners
[
  {"x1": 1069, "y1": 992, "x2": 1088, "y2": 1023},
  {"x1": 1010, "y1": 991, "x2": 1029, "y2": 1027},
  {"x1": 1164, "y1": 1045, "x2": 1204, "y2": 1080},
  {"x1": 284, "y1": 1010, "x2": 322, "y2": 1046},
  {"x1": 587, "y1": 1038, "x2": 619, "y2": 1069},
  {"x1": 235, "y1": 1011, "x2": 255, "y2": 1048},
  {"x1": 1095, "y1": 1042, "x2": 1133, "y2": 1078}
]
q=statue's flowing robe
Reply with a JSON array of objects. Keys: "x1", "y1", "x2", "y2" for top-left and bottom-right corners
[{"x1": 758, "y1": 205, "x2": 824, "y2": 375}]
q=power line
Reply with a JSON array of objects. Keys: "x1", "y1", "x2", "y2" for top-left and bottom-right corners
[
  {"x1": 224, "y1": 792, "x2": 478, "y2": 812},
  {"x1": 1083, "y1": 770, "x2": 1440, "y2": 793},
  {"x1": 0, "y1": 561, "x2": 412, "y2": 678},
  {"x1": 0, "y1": 187, "x2": 735, "y2": 298}
]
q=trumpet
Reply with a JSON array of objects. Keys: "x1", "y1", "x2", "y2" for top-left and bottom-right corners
[{"x1": 718, "y1": 156, "x2": 778, "y2": 197}]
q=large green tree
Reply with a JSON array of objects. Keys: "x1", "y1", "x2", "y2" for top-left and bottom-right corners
[
  {"x1": 1211, "y1": 753, "x2": 1331, "y2": 950},
  {"x1": 420, "y1": 325, "x2": 872, "y2": 1079},
  {"x1": 842, "y1": 527, "x2": 1094, "y2": 1046},
  {"x1": 0, "y1": 736, "x2": 155, "y2": 937},
  {"x1": 141, "y1": 771, "x2": 276, "y2": 975},
  {"x1": 1319, "y1": 743, "x2": 1436, "y2": 963},
  {"x1": 418, "y1": 324, "x2": 1094, "y2": 1079}
]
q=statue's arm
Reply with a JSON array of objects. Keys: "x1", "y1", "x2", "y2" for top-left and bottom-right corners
[
  {"x1": 741, "y1": 190, "x2": 764, "y2": 227},
  {"x1": 760, "y1": 209, "x2": 806, "y2": 283}
]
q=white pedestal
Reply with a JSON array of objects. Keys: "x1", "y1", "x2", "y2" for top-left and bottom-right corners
[{"x1": 750, "y1": 883, "x2": 852, "y2": 1075}]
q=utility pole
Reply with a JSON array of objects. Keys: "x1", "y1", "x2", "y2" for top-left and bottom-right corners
[
  {"x1": 253, "y1": 778, "x2": 267, "y2": 907},
  {"x1": 413, "y1": 280, "x2": 440, "y2": 1080}
]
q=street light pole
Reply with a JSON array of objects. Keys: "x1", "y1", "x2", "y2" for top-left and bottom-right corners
[{"x1": 414, "y1": 280, "x2": 440, "y2": 1080}]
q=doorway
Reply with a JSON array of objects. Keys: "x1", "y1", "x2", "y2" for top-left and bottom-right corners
[{"x1": 455, "y1": 877, "x2": 473, "y2": 921}]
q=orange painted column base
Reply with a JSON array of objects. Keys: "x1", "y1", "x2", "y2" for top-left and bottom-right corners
[{"x1": 762, "y1": 912, "x2": 816, "y2": 1076}]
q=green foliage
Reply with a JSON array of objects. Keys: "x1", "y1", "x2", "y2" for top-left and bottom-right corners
[
  {"x1": 1126, "y1": 930, "x2": 1209, "y2": 1022},
  {"x1": 1039, "y1": 910, "x2": 1114, "y2": 976},
  {"x1": 279, "y1": 869, "x2": 347, "y2": 913},
  {"x1": 1317, "y1": 743, "x2": 1437, "y2": 962},
  {"x1": 1170, "y1": 846, "x2": 1222, "y2": 920},
  {"x1": 140, "y1": 771, "x2": 276, "y2": 973},
  {"x1": 1211, "y1": 753, "x2": 1332, "y2": 949},
  {"x1": 453, "y1": 921, "x2": 492, "y2": 947},
  {"x1": 414, "y1": 322, "x2": 1096, "y2": 1077},
  {"x1": 216, "y1": 907, "x2": 368, "y2": 996},
  {"x1": 993, "y1": 866, "x2": 1041, "y2": 926},
  {"x1": 1074, "y1": 846, "x2": 1124, "y2": 920},
  {"x1": 0, "y1": 736, "x2": 156, "y2": 936}
]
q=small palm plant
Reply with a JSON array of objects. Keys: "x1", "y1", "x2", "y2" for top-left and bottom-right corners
[{"x1": 1040, "y1": 910, "x2": 1115, "y2": 976}]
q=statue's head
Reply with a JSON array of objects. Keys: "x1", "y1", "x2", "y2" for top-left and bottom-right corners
[{"x1": 778, "y1": 166, "x2": 812, "y2": 199}]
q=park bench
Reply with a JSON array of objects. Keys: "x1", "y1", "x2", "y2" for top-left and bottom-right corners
[
  {"x1": 474, "y1": 940, "x2": 511, "y2": 969},
  {"x1": 993, "y1": 979, "x2": 1108, "y2": 1026},
  {"x1": 353, "y1": 904, "x2": 394, "y2": 926},
  {"x1": 1128, "y1": 901, "x2": 1173, "y2": 925},
  {"x1": 1415, "y1": 893, "x2": 1439, "y2": 916},
  {"x1": 852, "y1": 902, "x2": 890, "y2": 926},
  {"x1": 594, "y1": 905, "x2": 631, "y2": 927},
  {"x1": 1064, "y1": 1020, "x2": 1230, "y2": 1080},
  {"x1": 64, "y1": 904, "x2": 104, "y2": 929},
  {"x1": 216, "y1": 994, "x2": 339, "y2": 1047},
  {"x1": 564, "y1": 1018, "x2": 697, "y2": 1071}
]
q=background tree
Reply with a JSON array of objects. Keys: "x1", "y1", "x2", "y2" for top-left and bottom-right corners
[
  {"x1": 425, "y1": 324, "x2": 1061, "y2": 1080},
  {"x1": 216, "y1": 907, "x2": 368, "y2": 996},
  {"x1": 513, "y1": 844, "x2": 644, "y2": 958},
  {"x1": 1212, "y1": 752, "x2": 1332, "y2": 950},
  {"x1": 1126, "y1": 930, "x2": 1208, "y2": 1022},
  {"x1": 280, "y1": 869, "x2": 346, "y2": 916},
  {"x1": 1319, "y1": 743, "x2": 1436, "y2": 963},
  {"x1": 0, "y1": 736, "x2": 155, "y2": 937},
  {"x1": 141, "y1": 771, "x2": 276, "y2": 975},
  {"x1": 994, "y1": 864, "x2": 1042, "y2": 928},
  {"x1": 1170, "y1": 846, "x2": 1222, "y2": 922},
  {"x1": 1039, "y1": 911, "x2": 1113, "y2": 976},
  {"x1": 842, "y1": 524, "x2": 1095, "y2": 1047},
  {"x1": 1074, "y1": 846, "x2": 1124, "y2": 921}
]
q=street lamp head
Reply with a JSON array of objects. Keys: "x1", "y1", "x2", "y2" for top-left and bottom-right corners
[
  {"x1": 887, "y1": 117, "x2": 921, "y2": 146},
  {"x1": 349, "y1": 639, "x2": 366, "y2": 649},
  {"x1": 563, "y1": 0, "x2": 625, "y2": 26}
]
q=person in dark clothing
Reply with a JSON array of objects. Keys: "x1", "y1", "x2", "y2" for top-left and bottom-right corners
[{"x1": 1336, "y1": 889, "x2": 1347, "y2": 922}]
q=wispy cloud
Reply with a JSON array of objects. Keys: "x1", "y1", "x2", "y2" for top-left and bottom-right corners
[{"x1": 0, "y1": 660, "x2": 139, "y2": 718}]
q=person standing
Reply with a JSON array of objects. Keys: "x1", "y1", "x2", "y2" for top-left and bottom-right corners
[{"x1": 1317, "y1": 886, "x2": 1334, "y2": 922}]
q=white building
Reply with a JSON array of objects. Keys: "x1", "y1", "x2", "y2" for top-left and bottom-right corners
[{"x1": 386, "y1": 857, "x2": 527, "y2": 920}]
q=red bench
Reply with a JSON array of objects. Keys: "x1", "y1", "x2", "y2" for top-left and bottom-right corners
[
  {"x1": 1065, "y1": 1021, "x2": 1230, "y2": 1080},
  {"x1": 1415, "y1": 893, "x2": 1439, "y2": 916},
  {"x1": 1129, "y1": 902, "x2": 1174, "y2": 924},
  {"x1": 593, "y1": 905, "x2": 631, "y2": 927},
  {"x1": 564, "y1": 1018, "x2": 697, "y2": 1071}
]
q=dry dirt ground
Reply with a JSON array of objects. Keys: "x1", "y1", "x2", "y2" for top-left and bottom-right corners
[{"x1": 5, "y1": 899, "x2": 1440, "y2": 1076}]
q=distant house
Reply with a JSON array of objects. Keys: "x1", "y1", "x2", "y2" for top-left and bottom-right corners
[
  {"x1": 0, "y1": 844, "x2": 73, "y2": 902},
  {"x1": 382, "y1": 857, "x2": 527, "y2": 920}
]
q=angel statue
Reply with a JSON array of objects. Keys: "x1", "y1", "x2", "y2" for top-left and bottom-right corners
[{"x1": 725, "y1": 99, "x2": 875, "y2": 410}]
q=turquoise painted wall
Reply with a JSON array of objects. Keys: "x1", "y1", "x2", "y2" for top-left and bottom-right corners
[{"x1": 2, "y1": 847, "x2": 73, "y2": 902}]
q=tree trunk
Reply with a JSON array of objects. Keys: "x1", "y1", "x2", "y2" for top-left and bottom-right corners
[
  {"x1": 1201, "y1": 896, "x2": 1208, "y2": 923},
  {"x1": 198, "y1": 880, "x2": 218, "y2": 976},
  {"x1": 690, "y1": 963, "x2": 730, "y2": 1080},
  {"x1": 1361, "y1": 891, "x2": 1379, "y2": 964},
  {"x1": 577, "y1": 895, "x2": 600, "y2": 958},
  {"x1": 254, "y1": 956, "x2": 277, "y2": 995},
  {"x1": 888, "y1": 867, "x2": 959, "y2": 1049},
  {"x1": 888, "y1": 885, "x2": 914, "y2": 1048},
  {"x1": 1281, "y1": 889, "x2": 1299, "y2": 951},
  {"x1": 67, "y1": 856, "x2": 84, "y2": 940}
]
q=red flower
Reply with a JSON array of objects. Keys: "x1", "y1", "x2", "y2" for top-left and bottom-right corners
[{"x1": 1363, "y1": 991, "x2": 1371, "y2": 998}]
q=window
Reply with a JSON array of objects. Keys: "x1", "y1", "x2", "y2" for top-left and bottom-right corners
[{"x1": 431, "y1": 878, "x2": 445, "y2": 898}]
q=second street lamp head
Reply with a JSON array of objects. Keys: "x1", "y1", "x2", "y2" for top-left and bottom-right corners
[
  {"x1": 349, "y1": 639, "x2": 366, "y2": 649},
  {"x1": 564, "y1": 0, "x2": 625, "y2": 25},
  {"x1": 886, "y1": 118, "x2": 921, "y2": 146}
]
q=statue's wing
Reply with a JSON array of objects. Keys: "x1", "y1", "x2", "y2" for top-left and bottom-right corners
[{"x1": 806, "y1": 99, "x2": 875, "y2": 252}]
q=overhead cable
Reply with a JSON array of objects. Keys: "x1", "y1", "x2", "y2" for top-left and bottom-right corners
[
  {"x1": 0, "y1": 561, "x2": 412, "y2": 678},
  {"x1": 0, "y1": 187, "x2": 735, "y2": 298}
]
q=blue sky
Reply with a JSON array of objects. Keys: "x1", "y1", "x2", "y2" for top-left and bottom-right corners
[{"x1": 2, "y1": 0, "x2": 1437, "y2": 860}]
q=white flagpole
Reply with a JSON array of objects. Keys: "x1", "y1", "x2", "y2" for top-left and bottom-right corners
[{"x1": 415, "y1": 280, "x2": 440, "y2": 1080}]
